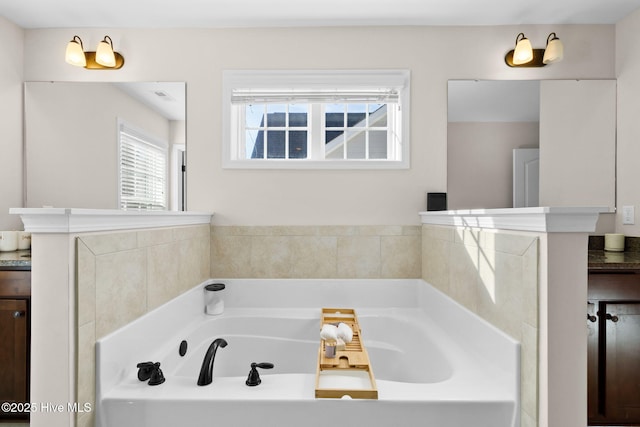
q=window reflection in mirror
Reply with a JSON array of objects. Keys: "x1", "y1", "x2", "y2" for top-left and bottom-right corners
[{"x1": 24, "y1": 82, "x2": 186, "y2": 211}]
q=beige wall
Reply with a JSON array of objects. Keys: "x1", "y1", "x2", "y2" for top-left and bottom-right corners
[
  {"x1": 447, "y1": 121, "x2": 539, "y2": 210},
  {"x1": 0, "y1": 16, "x2": 24, "y2": 230},
  {"x1": 75, "y1": 225, "x2": 210, "y2": 427},
  {"x1": 422, "y1": 224, "x2": 539, "y2": 427},
  {"x1": 19, "y1": 25, "x2": 615, "y2": 225},
  {"x1": 616, "y1": 8, "x2": 640, "y2": 236},
  {"x1": 24, "y1": 82, "x2": 171, "y2": 209}
]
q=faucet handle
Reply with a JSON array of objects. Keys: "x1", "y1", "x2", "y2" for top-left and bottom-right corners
[
  {"x1": 148, "y1": 363, "x2": 165, "y2": 386},
  {"x1": 254, "y1": 362, "x2": 274, "y2": 369},
  {"x1": 137, "y1": 361, "x2": 156, "y2": 381},
  {"x1": 137, "y1": 361, "x2": 165, "y2": 385},
  {"x1": 246, "y1": 362, "x2": 274, "y2": 386}
]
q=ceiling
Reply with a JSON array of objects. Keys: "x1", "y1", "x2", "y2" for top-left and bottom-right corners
[
  {"x1": 2, "y1": 0, "x2": 640, "y2": 28},
  {"x1": 114, "y1": 82, "x2": 185, "y2": 121}
]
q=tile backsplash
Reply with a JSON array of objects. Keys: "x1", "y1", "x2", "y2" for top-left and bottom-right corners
[{"x1": 211, "y1": 225, "x2": 421, "y2": 279}]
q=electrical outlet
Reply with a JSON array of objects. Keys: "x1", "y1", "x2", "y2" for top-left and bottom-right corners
[{"x1": 623, "y1": 205, "x2": 635, "y2": 225}]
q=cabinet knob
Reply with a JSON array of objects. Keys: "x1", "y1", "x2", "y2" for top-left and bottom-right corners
[
  {"x1": 605, "y1": 313, "x2": 619, "y2": 323},
  {"x1": 587, "y1": 314, "x2": 597, "y2": 322},
  {"x1": 13, "y1": 311, "x2": 25, "y2": 318}
]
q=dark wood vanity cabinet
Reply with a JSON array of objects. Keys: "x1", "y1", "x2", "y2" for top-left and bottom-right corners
[
  {"x1": 0, "y1": 270, "x2": 30, "y2": 421},
  {"x1": 588, "y1": 271, "x2": 640, "y2": 426}
]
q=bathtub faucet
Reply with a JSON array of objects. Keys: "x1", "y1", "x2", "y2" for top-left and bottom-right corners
[{"x1": 197, "y1": 338, "x2": 228, "y2": 386}]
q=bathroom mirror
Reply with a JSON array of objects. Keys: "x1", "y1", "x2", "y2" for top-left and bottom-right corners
[
  {"x1": 447, "y1": 79, "x2": 616, "y2": 211},
  {"x1": 24, "y1": 81, "x2": 186, "y2": 211}
]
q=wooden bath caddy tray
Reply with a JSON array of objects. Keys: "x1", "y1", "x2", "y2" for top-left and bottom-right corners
[{"x1": 315, "y1": 308, "x2": 378, "y2": 399}]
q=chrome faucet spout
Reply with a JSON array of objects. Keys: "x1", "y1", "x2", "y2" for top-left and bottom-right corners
[{"x1": 197, "y1": 338, "x2": 228, "y2": 386}]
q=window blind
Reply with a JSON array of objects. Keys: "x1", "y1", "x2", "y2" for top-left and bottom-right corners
[
  {"x1": 119, "y1": 122, "x2": 168, "y2": 210},
  {"x1": 230, "y1": 88, "x2": 400, "y2": 105},
  {"x1": 226, "y1": 70, "x2": 408, "y2": 105}
]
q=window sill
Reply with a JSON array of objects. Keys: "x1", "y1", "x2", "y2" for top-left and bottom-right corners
[{"x1": 222, "y1": 159, "x2": 410, "y2": 170}]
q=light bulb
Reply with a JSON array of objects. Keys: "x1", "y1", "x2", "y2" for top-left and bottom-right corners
[
  {"x1": 65, "y1": 36, "x2": 86, "y2": 67},
  {"x1": 96, "y1": 36, "x2": 116, "y2": 67},
  {"x1": 513, "y1": 34, "x2": 533, "y2": 65},
  {"x1": 543, "y1": 33, "x2": 564, "y2": 64}
]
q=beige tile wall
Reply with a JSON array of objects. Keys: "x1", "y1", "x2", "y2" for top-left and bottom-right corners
[
  {"x1": 422, "y1": 224, "x2": 539, "y2": 427},
  {"x1": 211, "y1": 225, "x2": 422, "y2": 279},
  {"x1": 75, "y1": 225, "x2": 210, "y2": 427}
]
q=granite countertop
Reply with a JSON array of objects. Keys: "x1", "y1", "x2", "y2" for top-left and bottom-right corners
[
  {"x1": 0, "y1": 250, "x2": 32, "y2": 271},
  {"x1": 588, "y1": 235, "x2": 640, "y2": 271},
  {"x1": 588, "y1": 250, "x2": 640, "y2": 271}
]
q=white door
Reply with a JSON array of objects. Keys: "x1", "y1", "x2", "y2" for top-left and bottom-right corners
[{"x1": 513, "y1": 148, "x2": 539, "y2": 208}]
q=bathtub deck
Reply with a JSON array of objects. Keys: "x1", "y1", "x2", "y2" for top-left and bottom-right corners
[
  {"x1": 101, "y1": 373, "x2": 516, "y2": 427},
  {"x1": 102, "y1": 362, "x2": 514, "y2": 401}
]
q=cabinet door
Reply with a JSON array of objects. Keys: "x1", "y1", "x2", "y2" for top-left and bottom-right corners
[
  {"x1": 588, "y1": 301, "x2": 600, "y2": 420},
  {"x1": 605, "y1": 302, "x2": 640, "y2": 423},
  {"x1": 0, "y1": 299, "x2": 28, "y2": 406}
]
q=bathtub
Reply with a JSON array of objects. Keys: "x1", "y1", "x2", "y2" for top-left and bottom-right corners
[{"x1": 97, "y1": 279, "x2": 519, "y2": 427}]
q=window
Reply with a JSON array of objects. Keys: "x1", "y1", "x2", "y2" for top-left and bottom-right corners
[
  {"x1": 223, "y1": 70, "x2": 410, "y2": 169},
  {"x1": 118, "y1": 119, "x2": 168, "y2": 210},
  {"x1": 244, "y1": 103, "x2": 309, "y2": 159}
]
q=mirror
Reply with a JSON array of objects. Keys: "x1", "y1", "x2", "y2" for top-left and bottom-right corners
[
  {"x1": 447, "y1": 79, "x2": 616, "y2": 211},
  {"x1": 448, "y1": 80, "x2": 540, "y2": 210},
  {"x1": 24, "y1": 81, "x2": 186, "y2": 211}
]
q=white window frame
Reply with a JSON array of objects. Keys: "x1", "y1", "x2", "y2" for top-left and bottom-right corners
[
  {"x1": 117, "y1": 118, "x2": 169, "y2": 210},
  {"x1": 222, "y1": 70, "x2": 410, "y2": 169},
  {"x1": 170, "y1": 143, "x2": 186, "y2": 211}
]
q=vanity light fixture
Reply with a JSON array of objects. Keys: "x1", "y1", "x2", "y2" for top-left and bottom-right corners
[
  {"x1": 505, "y1": 32, "x2": 564, "y2": 67},
  {"x1": 65, "y1": 35, "x2": 125, "y2": 69}
]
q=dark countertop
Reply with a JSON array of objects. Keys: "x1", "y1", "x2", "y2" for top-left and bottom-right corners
[
  {"x1": 588, "y1": 250, "x2": 640, "y2": 271},
  {"x1": 0, "y1": 250, "x2": 31, "y2": 271}
]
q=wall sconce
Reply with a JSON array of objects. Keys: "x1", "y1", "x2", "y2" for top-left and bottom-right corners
[
  {"x1": 65, "y1": 35, "x2": 125, "y2": 69},
  {"x1": 505, "y1": 32, "x2": 564, "y2": 67}
]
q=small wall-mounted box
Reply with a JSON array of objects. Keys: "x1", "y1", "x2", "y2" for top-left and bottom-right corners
[{"x1": 427, "y1": 193, "x2": 447, "y2": 211}]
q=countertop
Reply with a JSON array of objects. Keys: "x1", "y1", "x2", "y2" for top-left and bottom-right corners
[
  {"x1": 588, "y1": 250, "x2": 640, "y2": 271},
  {"x1": 0, "y1": 250, "x2": 32, "y2": 271}
]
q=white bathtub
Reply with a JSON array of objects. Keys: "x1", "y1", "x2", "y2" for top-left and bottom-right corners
[{"x1": 97, "y1": 279, "x2": 520, "y2": 427}]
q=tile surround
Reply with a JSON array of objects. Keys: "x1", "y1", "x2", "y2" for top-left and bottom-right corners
[
  {"x1": 75, "y1": 225, "x2": 210, "y2": 427},
  {"x1": 211, "y1": 225, "x2": 422, "y2": 279},
  {"x1": 422, "y1": 224, "x2": 539, "y2": 427}
]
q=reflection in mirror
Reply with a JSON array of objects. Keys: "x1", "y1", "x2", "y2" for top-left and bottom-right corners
[
  {"x1": 447, "y1": 79, "x2": 616, "y2": 212},
  {"x1": 447, "y1": 80, "x2": 540, "y2": 210},
  {"x1": 24, "y1": 82, "x2": 186, "y2": 211}
]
